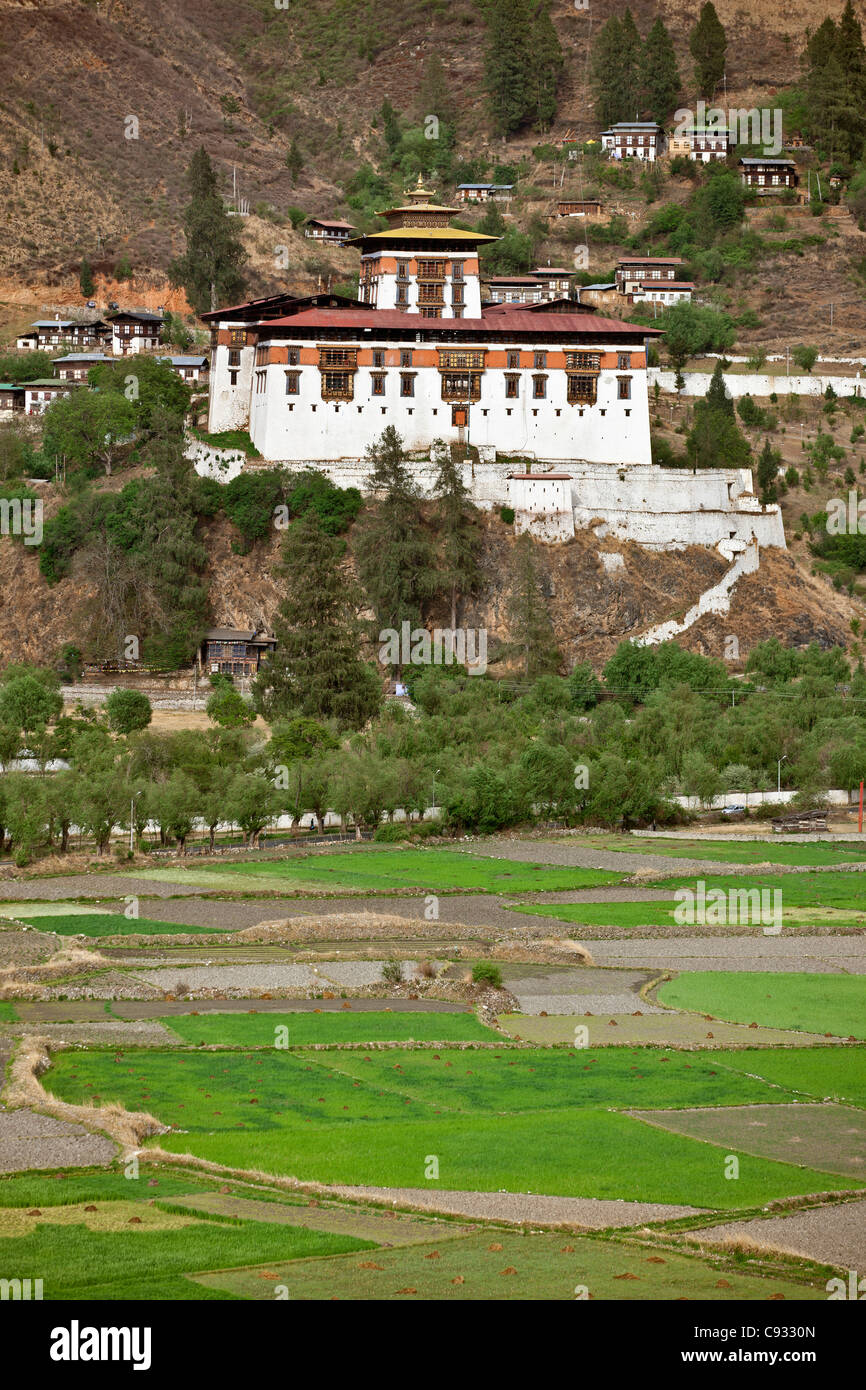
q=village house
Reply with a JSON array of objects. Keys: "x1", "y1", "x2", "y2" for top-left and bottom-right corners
[
  {"x1": 576, "y1": 282, "x2": 619, "y2": 312},
  {"x1": 158, "y1": 354, "x2": 210, "y2": 383},
  {"x1": 616, "y1": 256, "x2": 693, "y2": 305},
  {"x1": 23, "y1": 379, "x2": 80, "y2": 414},
  {"x1": 485, "y1": 269, "x2": 573, "y2": 307},
  {"x1": 738, "y1": 157, "x2": 799, "y2": 195},
  {"x1": 600, "y1": 122, "x2": 664, "y2": 162},
  {"x1": 17, "y1": 318, "x2": 111, "y2": 350},
  {"x1": 485, "y1": 275, "x2": 548, "y2": 306},
  {"x1": 0, "y1": 383, "x2": 25, "y2": 414},
  {"x1": 668, "y1": 124, "x2": 730, "y2": 162},
  {"x1": 198, "y1": 628, "x2": 277, "y2": 679},
  {"x1": 303, "y1": 217, "x2": 356, "y2": 245},
  {"x1": 52, "y1": 352, "x2": 113, "y2": 381},
  {"x1": 532, "y1": 266, "x2": 573, "y2": 299},
  {"x1": 107, "y1": 310, "x2": 164, "y2": 355},
  {"x1": 557, "y1": 199, "x2": 603, "y2": 218},
  {"x1": 454, "y1": 183, "x2": 514, "y2": 204}
]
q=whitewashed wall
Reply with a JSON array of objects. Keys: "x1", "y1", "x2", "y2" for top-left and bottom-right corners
[{"x1": 650, "y1": 368, "x2": 865, "y2": 399}]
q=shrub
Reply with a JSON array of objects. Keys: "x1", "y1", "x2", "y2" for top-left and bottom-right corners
[
  {"x1": 471, "y1": 960, "x2": 503, "y2": 988},
  {"x1": 499, "y1": 506, "x2": 515, "y2": 524},
  {"x1": 381, "y1": 960, "x2": 404, "y2": 984},
  {"x1": 373, "y1": 822, "x2": 410, "y2": 843},
  {"x1": 105, "y1": 689, "x2": 153, "y2": 735}
]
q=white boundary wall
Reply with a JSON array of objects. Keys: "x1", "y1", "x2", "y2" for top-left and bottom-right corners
[
  {"x1": 650, "y1": 368, "x2": 865, "y2": 399},
  {"x1": 637, "y1": 539, "x2": 760, "y2": 644},
  {"x1": 674, "y1": 789, "x2": 854, "y2": 809},
  {"x1": 187, "y1": 447, "x2": 786, "y2": 553}
]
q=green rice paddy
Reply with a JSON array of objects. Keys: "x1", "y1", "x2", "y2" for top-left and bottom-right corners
[{"x1": 657, "y1": 972, "x2": 866, "y2": 1040}]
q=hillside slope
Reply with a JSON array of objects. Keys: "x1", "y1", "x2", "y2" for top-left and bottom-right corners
[{"x1": 0, "y1": 500, "x2": 854, "y2": 675}]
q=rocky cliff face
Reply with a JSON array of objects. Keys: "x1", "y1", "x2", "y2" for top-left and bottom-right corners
[{"x1": 0, "y1": 498, "x2": 853, "y2": 676}]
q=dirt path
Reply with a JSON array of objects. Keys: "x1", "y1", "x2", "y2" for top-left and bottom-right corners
[{"x1": 322, "y1": 1185, "x2": 709, "y2": 1228}]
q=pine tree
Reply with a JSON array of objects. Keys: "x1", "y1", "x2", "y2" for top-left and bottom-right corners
[
  {"x1": 832, "y1": 1, "x2": 866, "y2": 160},
  {"x1": 484, "y1": 0, "x2": 534, "y2": 134},
  {"x1": 432, "y1": 444, "x2": 482, "y2": 630},
  {"x1": 641, "y1": 18, "x2": 681, "y2": 124},
  {"x1": 619, "y1": 8, "x2": 643, "y2": 118},
  {"x1": 79, "y1": 256, "x2": 95, "y2": 298},
  {"x1": 808, "y1": 45, "x2": 853, "y2": 160},
  {"x1": 379, "y1": 98, "x2": 402, "y2": 154},
  {"x1": 354, "y1": 427, "x2": 439, "y2": 650},
  {"x1": 529, "y1": 0, "x2": 564, "y2": 131},
  {"x1": 705, "y1": 361, "x2": 734, "y2": 418},
  {"x1": 478, "y1": 200, "x2": 507, "y2": 238},
  {"x1": 506, "y1": 532, "x2": 561, "y2": 678},
  {"x1": 168, "y1": 147, "x2": 247, "y2": 314},
  {"x1": 806, "y1": 17, "x2": 840, "y2": 72},
  {"x1": 590, "y1": 17, "x2": 625, "y2": 130},
  {"x1": 254, "y1": 512, "x2": 382, "y2": 729},
  {"x1": 416, "y1": 53, "x2": 457, "y2": 146},
  {"x1": 837, "y1": 0, "x2": 866, "y2": 82},
  {"x1": 756, "y1": 438, "x2": 779, "y2": 503},
  {"x1": 690, "y1": 2, "x2": 727, "y2": 100},
  {"x1": 285, "y1": 138, "x2": 304, "y2": 185}
]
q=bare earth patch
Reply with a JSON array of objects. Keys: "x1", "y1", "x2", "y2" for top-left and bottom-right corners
[
  {"x1": 688, "y1": 1199, "x2": 866, "y2": 1271},
  {"x1": 0, "y1": 1108, "x2": 116, "y2": 1172},
  {"x1": 629, "y1": 1103, "x2": 866, "y2": 1180},
  {"x1": 320, "y1": 1185, "x2": 709, "y2": 1228}
]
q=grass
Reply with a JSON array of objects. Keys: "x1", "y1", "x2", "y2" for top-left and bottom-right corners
[
  {"x1": 509, "y1": 901, "x2": 679, "y2": 930},
  {"x1": 43, "y1": 1045, "x2": 857, "y2": 1208},
  {"x1": 509, "y1": 868, "x2": 866, "y2": 931},
  {"x1": 658, "y1": 972, "x2": 866, "y2": 1040},
  {"x1": 656, "y1": 870, "x2": 866, "y2": 911},
  {"x1": 158, "y1": 848, "x2": 624, "y2": 895},
  {"x1": 0, "y1": 1213, "x2": 371, "y2": 1300},
  {"x1": 0, "y1": 1001, "x2": 17, "y2": 1021},
  {"x1": 712, "y1": 1047, "x2": 866, "y2": 1110},
  {"x1": 191, "y1": 1229, "x2": 826, "y2": 1301},
  {"x1": 587, "y1": 836, "x2": 866, "y2": 867},
  {"x1": 0, "y1": 1168, "x2": 218, "y2": 1208},
  {"x1": 11, "y1": 913, "x2": 221, "y2": 937},
  {"x1": 161, "y1": 1010, "x2": 497, "y2": 1046}
]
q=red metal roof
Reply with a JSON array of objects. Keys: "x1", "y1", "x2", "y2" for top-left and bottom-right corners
[
  {"x1": 260, "y1": 308, "x2": 661, "y2": 335},
  {"x1": 509, "y1": 472, "x2": 573, "y2": 480}
]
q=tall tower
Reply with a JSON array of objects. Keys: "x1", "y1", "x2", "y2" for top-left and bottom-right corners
[{"x1": 353, "y1": 176, "x2": 496, "y2": 319}]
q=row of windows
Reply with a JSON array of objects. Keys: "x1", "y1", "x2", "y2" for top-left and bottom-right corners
[
  {"x1": 283, "y1": 371, "x2": 631, "y2": 402},
  {"x1": 395, "y1": 260, "x2": 465, "y2": 280},
  {"x1": 244, "y1": 349, "x2": 628, "y2": 376},
  {"x1": 395, "y1": 287, "x2": 465, "y2": 305}
]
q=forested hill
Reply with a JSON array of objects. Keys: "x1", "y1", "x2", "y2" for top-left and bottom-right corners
[{"x1": 0, "y1": 0, "x2": 858, "y2": 287}]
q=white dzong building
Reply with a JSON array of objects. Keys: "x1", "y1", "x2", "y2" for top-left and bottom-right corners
[{"x1": 203, "y1": 180, "x2": 660, "y2": 467}]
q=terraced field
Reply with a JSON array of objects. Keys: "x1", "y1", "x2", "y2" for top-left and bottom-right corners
[{"x1": 2, "y1": 834, "x2": 864, "y2": 1301}]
